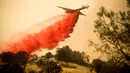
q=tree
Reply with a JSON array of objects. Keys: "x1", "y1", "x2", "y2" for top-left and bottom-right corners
[
  {"x1": 28, "y1": 54, "x2": 38, "y2": 64},
  {"x1": 55, "y1": 45, "x2": 72, "y2": 63},
  {"x1": 31, "y1": 54, "x2": 38, "y2": 60},
  {"x1": 127, "y1": 0, "x2": 130, "y2": 7},
  {"x1": 71, "y1": 51, "x2": 88, "y2": 65},
  {"x1": 45, "y1": 52, "x2": 53, "y2": 60},
  {"x1": 91, "y1": 59, "x2": 103, "y2": 73},
  {"x1": 0, "y1": 63, "x2": 24, "y2": 73},
  {"x1": 91, "y1": 59, "x2": 122, "y2": 73},
  {"x1": 14, "y1": 51, "x2": 29, "y2": 68},
  {"x1": 0, "y1": 52, "x2": 15, "y2": 64},
  {"x1": 0, "y1": 51, "x2": 28, "y2": 73},
  {"x1": 89, "y1": 0, "x2": 130, "y2": 66},
  {"x1": 55, "y1": 45, "x2": 88, "y2": 66}
]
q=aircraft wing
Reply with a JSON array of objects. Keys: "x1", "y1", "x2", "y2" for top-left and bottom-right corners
[
  {"x1": 57, "y1": 6, "x2": 74, "y2": 11},
  {"x1": 76, "y1": 5, "x2": 89, "y2": 10}
]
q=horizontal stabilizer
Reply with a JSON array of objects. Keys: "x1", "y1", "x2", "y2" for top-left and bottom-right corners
[
  {"x1": 79, "y1": 12, "x2": 86, "y2": 16},
  {"x1": 57, "y1": 4, "x2": 89, "y2": 16}
]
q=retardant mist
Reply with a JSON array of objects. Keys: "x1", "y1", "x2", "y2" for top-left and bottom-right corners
[{"x1": 0, "y1": 11, "x2": 80, "y2": 54}]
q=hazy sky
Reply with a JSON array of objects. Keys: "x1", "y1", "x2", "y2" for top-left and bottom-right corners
[{"x1": 0, "y1": 0, "x2": 127, "y2": 61}]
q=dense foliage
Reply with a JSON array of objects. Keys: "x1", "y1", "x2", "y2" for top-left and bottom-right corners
[
  {"x1": 45, "y1": 52, "x2": 53, "y2": 60},
  {"x1": 89, "y1": 0, "x2": 130, "y2": 66},
  {"x1": 0, "y1": 51, "x2": 29, "y2": 73},
  {"x1": 88, "y1": 0, "x2": 130, "y2": 73},
  {"x1": 36, "y1": 59, "x2": 62, "y2": 73},
  {"x1": 90, "y1": 59, "x2": 130, "y2": 73},
  {"x1": 0, "y1": 51, "x2": 62, "y2": 73},
  {"x1": 55, "y1": 45, "x2": 89, "y2": 66}
]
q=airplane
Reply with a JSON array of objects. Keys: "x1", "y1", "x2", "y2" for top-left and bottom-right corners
[{"x1": 57, "y1": 4, "x2": 89, "y2": 16}]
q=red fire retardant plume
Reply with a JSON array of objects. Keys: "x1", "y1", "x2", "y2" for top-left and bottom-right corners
[{"x1": 1, "y1": 10, "x2": 80, "y2": 54}]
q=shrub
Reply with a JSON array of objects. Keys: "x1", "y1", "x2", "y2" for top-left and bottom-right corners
[{"x1": 36, "y1": 59, "x2": 62, "y2": 73}]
